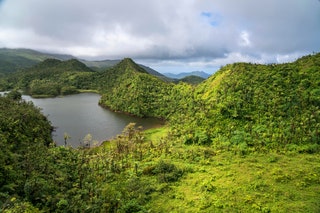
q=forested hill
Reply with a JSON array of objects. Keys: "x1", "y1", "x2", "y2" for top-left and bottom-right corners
[
  {"x1": 0, "y1": 48, "x2": 75, "y2": 73},
  {"x1": 169, "y1": 53, "x2": 320, "y2": 151},
  {"x1": 177, "y1": 75, "x2": 205, "y2": 84},
  {"x1": 2, "y1": 58, "x2": 95, "y2": 97},
  {"x1": 98, "y1": 58, "x2": 175, "y2": 118},
  {"x1": 163, "y1": 71, "x2": 210, "y2": 79},
  {"x1": 0, "y1": 48, "x2": 169, "y2": 80},
  {"x1": 81, "y1": 58, "x2": 170, "y2": 80}
]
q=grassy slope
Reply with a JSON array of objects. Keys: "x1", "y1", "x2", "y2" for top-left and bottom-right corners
[
  {"x1": 92, "y1": 127, "x2": 320, "y2": 212},
  {"x1": 147, "y1": 150, "x2": 320, "y2": 212}
]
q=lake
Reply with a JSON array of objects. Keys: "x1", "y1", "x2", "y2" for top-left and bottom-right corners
[{"x1": 21, "y1": 93, "x2": 163, "y2": 147}]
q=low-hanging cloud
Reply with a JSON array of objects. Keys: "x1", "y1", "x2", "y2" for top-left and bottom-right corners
[{"x1": 0, "y1": 0, "x2": 319, "y2": 73}]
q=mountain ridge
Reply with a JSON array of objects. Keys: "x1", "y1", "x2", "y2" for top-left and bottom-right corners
[
  {"x1": 0, "y1": 48, "x2": 168, "y2": 80},
  {"x1": 163, "y1": 71, "x2": 210, "y2": 79}
]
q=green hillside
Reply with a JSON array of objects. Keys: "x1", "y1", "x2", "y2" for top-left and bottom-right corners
[
  {"x1": 177, "y1": 75, "x2": 206, "y2": 84},
  {"x1": 98, "y1": 58, "x2": 175, "y2": 118},
  {"x1": 0, "y1": 53, "x2": 320, "y2": 212},
  {"x1": 0, "y1": 48, "x2": 74, "y2": 73},
  {"x1": 0, "y1": 94, "x2": 319, "y2": 212},
  {"x1": 168, "y1": 53, "x2": 320, "y2": 152},
  {"x1": 1, "y1": 57, "x2": 173, "y2": 104},
  {"x1": 0, "y1": 48, "x2": 168, "y2": 80},
  {"x1": 3, "y1": 58, "x2": 95, "y2": 97}
]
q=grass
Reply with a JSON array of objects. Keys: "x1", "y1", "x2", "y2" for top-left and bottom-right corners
[
  {"x1": 144, "y1": 126, "x2": 169, "y2": 142},
  {"x1": 145, "y1": 151, "x2": 320, "y2": 212},
  {"x1": 91, "y1": 126, "x2": 320, "y2": 212},
  {"x1": 138, "y1": 126, "x2": 320, "y2": 213},
  {"x1": 78, "y1": 89, "x2": 100, "y2": 94}
]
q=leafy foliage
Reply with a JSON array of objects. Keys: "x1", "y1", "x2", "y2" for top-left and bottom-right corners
[
  {"x1": 170, "y1": 53, "x2": 320, "y2": 151},
  {"x1": 0, "y1": 94, "x2": 53, "y2": 209},
  {"x1": 0, "y1": 48, "x2": 74, "y2": 74},
  {"x1": 98, "y1": 58, "x2": 175, "y2": 118},
  {"x1": 1, "y1": 53, "x2": 320, "y2": 212},
  {"x1": 3, "y1": 59, "x2": 95, "y2": 96},
  {"x1": 177, "y1": 75, "x2": 205, "y2": 85}
]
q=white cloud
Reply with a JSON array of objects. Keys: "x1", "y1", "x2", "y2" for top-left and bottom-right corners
[
  {"x1": 239, "y1": 31, "x2": 251, "y2": 47},
  {"x1": 0, "y1": 0, "x2": 319, "y2": 73}
]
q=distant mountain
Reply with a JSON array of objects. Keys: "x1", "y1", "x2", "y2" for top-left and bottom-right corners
[
  {"x1": 163, "y1": 71, "x2": 210, "y2": 79},
  {"x1": 138, "y1": 64, "x2": 172, "y2": 81},
  {"x1": 80, "y1": 59, "x2": 170, "y2": 81},
  {"x1": 80, "y1": 59, "x2": 121, "y2": 71},
  {"x1": 0, "y1": 48, "x2": 75, "y2": 73},
  {"x1": 177, "y1": 75, "x2": 205, "y2": 85},
  {"x1": 2, "y1": 58, "x2": 95, "y2": 96},
  {"x1": 0, "y1": 48, "x2": 167, "y2": 80}
]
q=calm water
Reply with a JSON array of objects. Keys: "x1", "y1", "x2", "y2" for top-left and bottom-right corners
[{"x1": 21, "y1": 93, "x2": 162, "y2": 147}]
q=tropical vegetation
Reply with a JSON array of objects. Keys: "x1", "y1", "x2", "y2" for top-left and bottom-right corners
[{"x1": 0, "y1": 52, "x2": 319, "y2": 212}]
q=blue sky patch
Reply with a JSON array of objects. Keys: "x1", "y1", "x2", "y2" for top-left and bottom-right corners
[
  {"x1": 201, "y1": 12, "x2": 212, "y2": 18},
  {"x1": 201, "y1": 11, "x2": 222, "y2": 27}
]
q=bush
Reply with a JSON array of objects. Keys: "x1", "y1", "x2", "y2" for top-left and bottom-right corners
[
  {"x1": 286, "y1": 143, "x2": 320, "y2": 154},
  {"x1": 120, "y1": 199, "x2": 146, "y2": 213},
  {"x1": 154, "y1": 161, "x2": 184, "y2": 183},
  {"x1": 61, "y1": 86, "x2": 79, "y2": 95}
]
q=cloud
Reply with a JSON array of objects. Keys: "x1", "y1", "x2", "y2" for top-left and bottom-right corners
[
  {"x1": 239, "y1": 31, "x2": 251, "y2": 47},
  {"x1": 0, "y1": 0, "x2": 319, "y2": 72}
]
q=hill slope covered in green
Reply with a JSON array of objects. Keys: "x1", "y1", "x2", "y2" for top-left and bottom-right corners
[
  {"x1": 3, "y1": 58, "x2": 95, "y2": 97},
  {"x1": 0, "y1": 92, "x2": 319, "y2": 212},
  {"x1": 169, "y1": 53, "x2": 320, "y2": 152},
  {"x1": 0, "y1": 48, "x2": 74, "y2": 73},
  {"x1": 0, "y1": 48, "x2": 170, "y2": 81},
  {"x1": 177, "y1": 75, "x2": 206, "y2": 84},
  {"x1": 0, "y1": 53, "x2": 320, "y2": 212},
  {"x1": 98, "y1": 58, "x2": 175, "y2": 118}
]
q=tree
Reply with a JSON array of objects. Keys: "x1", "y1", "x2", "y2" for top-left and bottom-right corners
[{"x1": 5, "y1": 90, "x2": 22, "y2": 101}]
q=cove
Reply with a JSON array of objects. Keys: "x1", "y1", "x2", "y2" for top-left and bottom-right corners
[{"x1": 22, "y1": 93, "x2": 163, "y2": 147}]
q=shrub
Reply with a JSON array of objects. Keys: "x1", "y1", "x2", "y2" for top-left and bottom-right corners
[{"x1": 154, "y1": 160, "x2": 184, "y2": 183}]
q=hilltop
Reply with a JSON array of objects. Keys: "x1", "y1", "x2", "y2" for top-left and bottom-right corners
[{"x1": 98, "y1": 58, "x2": 175, "y2": 118}]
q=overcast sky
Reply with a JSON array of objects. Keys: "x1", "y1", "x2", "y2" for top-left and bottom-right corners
[{"x1": 0, "y1": 0, "x2": 319, "y2": 73}]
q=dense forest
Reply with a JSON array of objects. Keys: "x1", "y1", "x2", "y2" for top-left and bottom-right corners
[{"x1": 0, "y1": 53, "x2": 319, "y2": 212}]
